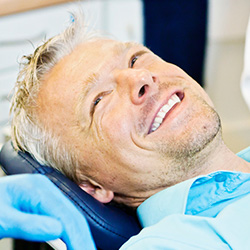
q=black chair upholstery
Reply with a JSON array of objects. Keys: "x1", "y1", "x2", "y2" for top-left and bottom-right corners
[{"x1": 0, "y1": 141, "x2": 141, "y2": 250}]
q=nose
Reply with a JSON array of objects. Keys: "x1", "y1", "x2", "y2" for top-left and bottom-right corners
[{"x1": 114, "y1": 68, "x2": 158, "y2": 105}]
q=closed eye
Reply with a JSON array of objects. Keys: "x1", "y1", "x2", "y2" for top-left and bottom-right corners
[
  {"x1": 130, "y1": 56, "x2": 139, "y2": 68},
  {"x1": 90, "y1": 90, "x2": 112, "y2": 117},
  {"x1": 91, "y1": 93, "x2": 104, "y2": 116},
  {"x1": 129, "y1": 50, "x2": 149, "y2": 68},
  {"x1": 94, "y1": 96, "x2": 103, "y2": 106}
]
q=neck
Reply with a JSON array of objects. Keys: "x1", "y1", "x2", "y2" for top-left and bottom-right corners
[{"x1": 192, "y1": 136, "x2": 250, "y2": 176}]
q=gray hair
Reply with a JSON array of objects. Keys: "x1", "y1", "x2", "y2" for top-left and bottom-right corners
[{"x1": 10, "y1": 13, "x2": 100, "y2": 182}]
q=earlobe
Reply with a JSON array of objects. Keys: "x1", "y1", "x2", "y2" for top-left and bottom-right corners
[
  {"x1": 79, "y1": 181, "x2": 114, "y2": 204},
  {"x1": 94, "y1": 189, "x2": 114, "y2": 203}
]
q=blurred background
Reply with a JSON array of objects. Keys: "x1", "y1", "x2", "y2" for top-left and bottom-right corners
[{"x1": 0, "y1": 0, "x2": 249, "y2": 248}]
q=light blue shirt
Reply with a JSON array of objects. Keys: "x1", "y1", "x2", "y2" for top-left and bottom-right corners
[{"x1": 121, "y1": 147, "x2": 250, "y2": 249}]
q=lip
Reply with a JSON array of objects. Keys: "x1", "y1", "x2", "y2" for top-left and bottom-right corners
[{"x1": 148, "y1": 90, "x2": 184, "y2": 134}]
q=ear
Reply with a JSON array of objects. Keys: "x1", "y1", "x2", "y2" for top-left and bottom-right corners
[{"x1": 79, "y1": 180, "x2": 114, "y2": 204}]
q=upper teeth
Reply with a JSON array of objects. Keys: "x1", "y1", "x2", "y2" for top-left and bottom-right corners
[{"x1": 151, "y1": 94, "x2": 181, "y2": 132}]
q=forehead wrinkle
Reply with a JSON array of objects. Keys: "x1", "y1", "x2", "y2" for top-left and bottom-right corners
[{"x1": 113, "y1": 41, "x2": 139, "y2": 56}]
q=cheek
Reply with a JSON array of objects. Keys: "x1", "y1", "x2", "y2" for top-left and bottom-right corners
[
  {"x1": 192, "y1": 83, "x2": 214, "y2": 108},
  {"x1": 101, "y1": 111, "x2": 132, "y2": 147},
  {"x1": 97, "y1": 110, "x2": 144, "y2": 171}
]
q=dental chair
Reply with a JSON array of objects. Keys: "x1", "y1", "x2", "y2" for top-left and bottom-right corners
[{"x1": 0, "y1": 141, "x2": 141, "y2": 250}]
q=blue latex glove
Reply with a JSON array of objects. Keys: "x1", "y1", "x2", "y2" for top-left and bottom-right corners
[{"x1": 0, "y1": 174, "x2": 96, "y2": 250}]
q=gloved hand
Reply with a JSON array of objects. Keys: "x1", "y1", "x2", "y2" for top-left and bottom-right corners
[{"x1": 0, "y1": 174, "x2": 96, "y2": 250}]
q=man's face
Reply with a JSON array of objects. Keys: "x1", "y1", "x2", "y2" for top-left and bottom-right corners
[{"x1": 37, "y1": 39, "x2": 220, "y2": 205}]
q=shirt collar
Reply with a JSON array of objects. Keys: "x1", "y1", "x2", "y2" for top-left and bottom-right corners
[{"x1": 137, "y1": 176, "x2": 197, "y2": 227}]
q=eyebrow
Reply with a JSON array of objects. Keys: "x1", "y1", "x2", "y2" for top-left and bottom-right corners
[
  {"x1": 81, "y1": 72, "x2": 100, "y2": 102},
  {"x1": 75, "y1": 72, "x2": 99, "y2": 128},
  {"x1": 113, "y1": 41, "x2": 139, "y2": 56}
]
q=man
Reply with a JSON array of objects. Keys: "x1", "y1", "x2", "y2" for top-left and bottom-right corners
[{"x1": 8, "y1": 13, "x2": 250, "y2": 248}]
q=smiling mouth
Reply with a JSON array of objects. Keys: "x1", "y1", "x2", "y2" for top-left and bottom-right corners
[{"x1": 149, "y1": 93, "x2": 183, "y2": 133}]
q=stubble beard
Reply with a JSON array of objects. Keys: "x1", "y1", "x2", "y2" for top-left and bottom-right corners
[
  {"x1": 159, "y1": 99, "x2": 221, "y2": 157},
  {"x1": 138, "y1": 80, "x2": 221, "y2": 160},
  {"x1": 155, "y1": 95, "x2": 222, "y2": 185}
]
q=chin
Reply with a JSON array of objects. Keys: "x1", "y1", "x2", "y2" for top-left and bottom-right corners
[{"x1": 157, "y1": 103, "x2": 221, "y2": 159}]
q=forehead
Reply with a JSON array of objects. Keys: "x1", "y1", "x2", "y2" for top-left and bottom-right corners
[{"x1": 75, "y1": 39, "x2": 142, "y2": 61}]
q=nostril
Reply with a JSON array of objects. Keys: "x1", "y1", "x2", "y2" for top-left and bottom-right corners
[{"x1": 138, "y1": 85, "x2": 147, "y2": 97}]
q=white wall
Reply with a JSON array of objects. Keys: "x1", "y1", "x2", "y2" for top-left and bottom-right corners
[{"x1": 205, "y1": 0, "x2": 250, "y2": 152}]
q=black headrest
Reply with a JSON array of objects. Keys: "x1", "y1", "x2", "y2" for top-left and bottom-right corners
[{"x1": 0, "y1": 141, "x2": 141, "y2": 250}]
